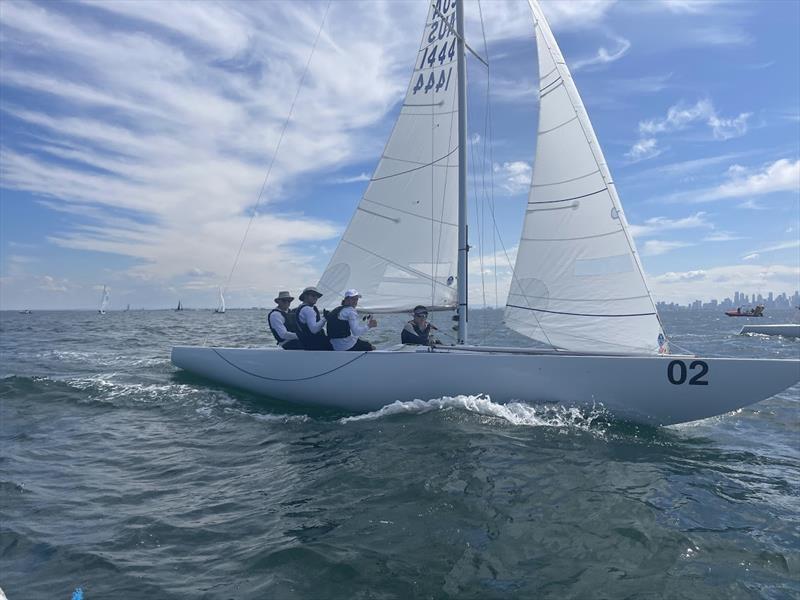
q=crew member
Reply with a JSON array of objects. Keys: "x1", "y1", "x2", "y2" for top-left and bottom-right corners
[
  {"x1": 401, "y1": 305, "x2": 438, "y2": 346},
  {"x1": 295, "y1": 286, "x2": 332, "y2": 350},
  {"x1": 267, "y1": 291, "x2": 302, "y2": 350},
  {"x1": 327, "y1": 289, "x2": 377, "y2": 351}
]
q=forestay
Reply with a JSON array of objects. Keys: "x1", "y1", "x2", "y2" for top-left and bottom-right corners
[
  {"x1": 317, "y1": 0, "x2": 460, "y2": 313},
  {"x1": 504, "y1": 0, "x2": 666, "y2": 354}
]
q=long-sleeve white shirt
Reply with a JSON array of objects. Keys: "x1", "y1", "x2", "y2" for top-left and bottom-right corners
[
  {"x1": 296, "y1": 305, "x2": 326, "y2": 334},
  {"x1": 331, "y1": 306, "x2": 370, "y2": 351},
  {"x1": 268, "y1": 309, "x2": 298, "y2": 344}
]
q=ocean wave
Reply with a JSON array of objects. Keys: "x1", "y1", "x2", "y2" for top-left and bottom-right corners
[{"x1": 339, "y1": 394, "x2": 608, "y2": 431}]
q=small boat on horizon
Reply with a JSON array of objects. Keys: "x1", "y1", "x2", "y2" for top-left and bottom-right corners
[
  {"x1": 98, "y1": 285, "x2": 110, "y2": 314},
  {"x1": 175, "y1": 300, "x2": 184, "y2": 312},
  {"x1": 725, "y1": 305, "x2": 764, "y2": 317}
]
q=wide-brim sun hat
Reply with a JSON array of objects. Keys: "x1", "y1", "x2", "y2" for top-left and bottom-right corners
[
  {"x1": 344, "y1": 288, "x2": 361, "y2": 298},
  {"x1": 274, "y1": 291, "x2": 294, "y2": 303},
  {"x1": 299, "y1": 286, "x2": 323, "y2": 301}
]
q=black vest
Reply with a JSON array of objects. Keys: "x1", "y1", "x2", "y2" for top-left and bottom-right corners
[
  {"x1": 401, "y1": 321, "x2": 430, "y2": 345},
  {"x1": 296, "y1": 304, "x2": 329, "y2": 348},
  {"x1": 326, "y1": 306, "x2": 352, "y2": 339},
  {"x1": 268, "y1": 308, "x2": 298, "y2": 344}
]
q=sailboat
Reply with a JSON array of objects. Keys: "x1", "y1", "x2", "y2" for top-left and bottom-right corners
[
  {"x1": 172, "y1": 0, "x2": 799, "y2": 426},
  {"x1": 175, "y1": 300, "x2": 183, "y2": 312},
  {"x1": 214, "y1": 288, "x2": 226, "y2": 314},
  {"x1": 98, "y1": 285, "x2": 110, "y2": 314},
  {"x1": 741, "y1": 308, "x2": 800, "y2": 337}
]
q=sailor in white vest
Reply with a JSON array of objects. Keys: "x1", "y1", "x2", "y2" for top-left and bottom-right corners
[{"x1": 327, "y1": 289, "x2": 377, "y2": 351}]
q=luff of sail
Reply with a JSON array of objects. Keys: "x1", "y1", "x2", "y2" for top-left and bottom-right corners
[
  {"x1": 504, "y1": 0, "x2": 665, "y2": 355},
  {"x1": 99, "y1": 285, "x2": 110, "y2": 313},
  {"x1": 317, "y1": 0, "x2": 460, "y2": 313}
]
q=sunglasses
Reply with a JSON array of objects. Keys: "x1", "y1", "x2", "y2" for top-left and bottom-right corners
[{"x1": 414, "y1": 312, "x2": 428, "y2": 318}]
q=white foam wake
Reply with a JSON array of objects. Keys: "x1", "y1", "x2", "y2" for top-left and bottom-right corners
[{"x1": 339, "y1": 394, "x2": 606, "y2": 431}]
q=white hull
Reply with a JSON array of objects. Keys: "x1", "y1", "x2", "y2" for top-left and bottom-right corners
[
  {"x1": 171, "y1": 346, "x2": 799, "y2": 426},
  {"x1": 740, "y1": 324, "x2": 800, "y2": 338}
]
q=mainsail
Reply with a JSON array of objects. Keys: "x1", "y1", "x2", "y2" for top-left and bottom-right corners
[
  {"x1": 216, "y1": 287, "x2": 226, "y2": 313},
  {"x1": 317, "y1": 0, "x2": 460, "y2": 313},
  {"x1": 504, "y1": 0, "x2": 665, "y2": 354}
]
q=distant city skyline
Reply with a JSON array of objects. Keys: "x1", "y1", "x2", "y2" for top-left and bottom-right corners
[{"x1": 657, "y1": 289, "x2": 800, "y2": 311}]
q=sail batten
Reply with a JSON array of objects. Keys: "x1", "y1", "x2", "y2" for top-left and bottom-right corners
[
  {"x1": 504, "y1": 1, "x2": 665, "y2": 355},
  {"x1": 318, "y1": 0, "x2": 461, "y2": 313}
]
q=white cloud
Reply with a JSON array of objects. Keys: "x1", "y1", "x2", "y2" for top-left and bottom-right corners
[
  {"x1": 0, "y1": 0, "x2": 426, "y2": 300},
  {"x1": 571, "y1": 36, "x2": 630, "y2": 72},
  {"x1": 641, "y1": 240, "x2": 693, "y2": 256},
  {"x1": 743, "y1": 240, "x2": 800, "y2": 258},
  {"x1": 704, "y1": 159, "x2": 800, "y2": 202},
  {"x1": 703, "y1": 231, "x2": 744, "y2": 242},
  {"x1": 659, "y1": 0, "x2": 726, "y2": 13},
  {"x1": 628, "y1": 99, "x2": 751, "y2": 162},
  {"x1": 742, "y1": 253, "x2": 759, "y2": 261},
  {"x1": 330, "y1": 173, "x2": 370, "y2": 184},
  {"x1": 629, "y1": 212, "x2": 711, "y2": 238},
  {"x1": 493, "y1": 161, "x2": 532, "y2": 195},
  {"x1": 625, "y1": 138, "x2": 661, "y2": 162}
]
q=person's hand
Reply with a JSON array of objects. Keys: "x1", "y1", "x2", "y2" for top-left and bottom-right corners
[
  {"x1": 368, "y1": 318, "x2": 377, "y2": 328},
  {"x1": 322, "y1": 309, "x2": 330, "y2": 318}
]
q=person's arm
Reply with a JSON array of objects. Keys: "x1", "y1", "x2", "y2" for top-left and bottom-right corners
[
  {"x1": 269, "y1": 311, "x2": 298, "y2": 341},
  {"x1": 301, "y1": 306, "x2": 327, "y2": 334},
  {"x1": 345, "y1": 307, "x2": 369, "y2": 337}
]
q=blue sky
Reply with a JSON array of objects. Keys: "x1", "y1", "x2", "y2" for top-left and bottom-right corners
[{"x1": 1, "y1": 0, "x2": 798, "y2": 310}]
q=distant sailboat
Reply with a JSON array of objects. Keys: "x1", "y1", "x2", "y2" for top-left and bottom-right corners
[
  {"x1": 99, "y1": 286, "x2": 110, "y2": 314},
  {"x1": 125, "y1": 304, "x2": 131, "y2": 312},
  {"x1": 172, "y1": 0, "x2": 800, "y2": 425},
  {"x1": 175, "y1": 300, "x2": 183, "y2": 312},
  {"x1": 214, "y1": 288, "x2": 226, "y2": 314}
]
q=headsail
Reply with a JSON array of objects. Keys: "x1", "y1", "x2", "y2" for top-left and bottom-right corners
[
  {"x1": 504, "y1": 0, "x2": 665, "y2": 354},
  {"x1": 317, "y1": 0, "x2": 461, "y2": 313}
]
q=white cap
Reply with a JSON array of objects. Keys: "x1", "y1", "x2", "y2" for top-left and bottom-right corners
[{"x1": 344, "y1": 289, "x2": 361, "y2": 298}]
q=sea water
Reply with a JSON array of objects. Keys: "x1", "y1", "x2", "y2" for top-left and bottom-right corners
[{"x1": 1, "y1": 308, "x2": 798, "y2": 599}]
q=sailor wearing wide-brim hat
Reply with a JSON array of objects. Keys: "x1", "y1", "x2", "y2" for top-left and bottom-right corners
[
  {"x1": 327, "y1": 289, "x2": 378, "y2": 352},
  {"x1": 295, "y1": 286, "x2": 331, "y2": 350},
  {"x1": 268, "y1": 291, "x2": 302, "y2": 350}
]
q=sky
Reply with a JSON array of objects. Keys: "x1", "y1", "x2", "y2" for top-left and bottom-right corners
[{"x1": 1, "y1": 0, "x2": 798, "y2": 310}]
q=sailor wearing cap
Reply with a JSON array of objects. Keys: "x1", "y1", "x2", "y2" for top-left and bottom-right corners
[
  {"x1": 295, "y1": 286, "x2": 332, "y2": 351},
  {"x1": 267, "y1": 291, "x2": 303, "y2": 350},
  {"x1": 327, "y1": 289, "x2": 377, "y2": 351},
  {"x1": 401, "y1": 305, "x2": 438, "y2": 346}
]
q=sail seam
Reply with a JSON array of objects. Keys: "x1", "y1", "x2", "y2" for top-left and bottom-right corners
[
  {"x1": 540, "y1": 80, "x2": 564, "y2": 98},
  {"x1": 528, "y1": 187, "x2": 607, "y2": 205},
  {"x1": 374, "y1": 146, "x2": 459, "y2": 180},
  {"x1": 341, "y1": 239, "x2": 449, "y2": 285},
  {"x1": 538, "y1": 115, "x2": 578, "y2": 135},
  {"x1": 521, "y1": 228, "x2": 623, "y2": 242},
  {"x1": 508, "y1": 293, "x2": 651, "y2": 302},
  {"x1": 532, "y1": 169, "x2": 600, "y2": 188},
  {"x1": 362, "y1": 198, "x2": 457, "y2": 227},
  {"x1": 507, "y1": 304, "x2": 656, "y2": 318},
  {"x1": 540, "y1": 76, "x2": 563, "y2": 94}
]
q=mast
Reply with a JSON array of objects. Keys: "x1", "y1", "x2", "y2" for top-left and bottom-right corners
[{"x1": 456, "y1": 0, "x2": 468, "y2": 344}]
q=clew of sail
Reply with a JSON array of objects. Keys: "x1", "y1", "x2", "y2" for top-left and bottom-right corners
[
  {"x1": 317, "y1": 0, "x2": 460, "y2": 313},
  {"x1": 503, "y1": 0, "x2": 666, "y2": 355}
]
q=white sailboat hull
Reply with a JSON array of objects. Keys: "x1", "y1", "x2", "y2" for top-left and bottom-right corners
[
  {"x1": 171, "y1": 346, "x2": 799, "y2": 426},
  {"x1": 740, "y1": 324, "x2": 800, "y2": 338}
]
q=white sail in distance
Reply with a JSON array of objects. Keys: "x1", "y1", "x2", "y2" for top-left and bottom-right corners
[
  {"x1": 504, "y1": 0, "x2": 666, "y2": 354},
  {"x1": 99, "y1": 285, "x2": 110, "y2": 314},
  {"x1": 216, "y1": 287, "x2": 226, "y2": 313},
  {"x1": 317, "y1": 0, "x2": 461, "y2": 313}
]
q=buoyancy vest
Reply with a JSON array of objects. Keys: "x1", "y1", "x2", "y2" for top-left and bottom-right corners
[
  {"x1": 296, "y1": 304, "x2": 329, "y2": 349},
  {"x1": 268, "y1": 308, "x2": 298, "y2": 344},
  {"x1": 326, "y1": 306, "x2": 352, "y2": 339},
  {"x1": 401, "y1": 320, "x2": 431, "y2": 345}
]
